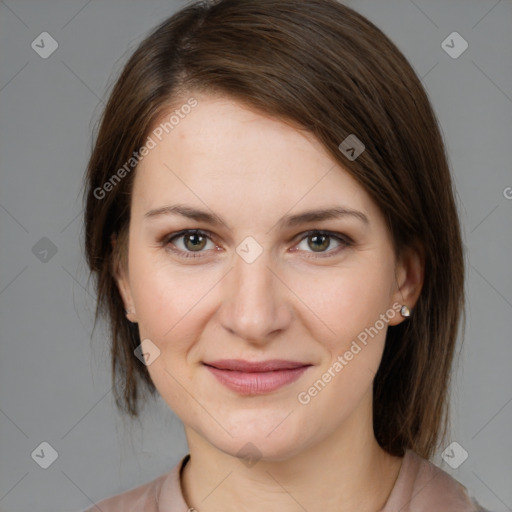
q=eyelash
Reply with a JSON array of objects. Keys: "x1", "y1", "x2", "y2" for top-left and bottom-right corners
[{"x1": 161, "y1": 229, "x2": 353, "y2": 260}]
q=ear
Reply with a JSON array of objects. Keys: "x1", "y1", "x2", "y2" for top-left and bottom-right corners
[
  {"x1": 111, "y1": 232, "x2": 137, "y2": 323},
  {"x1": 388, "y1": 242, "x2": 425, "y2": 326}
]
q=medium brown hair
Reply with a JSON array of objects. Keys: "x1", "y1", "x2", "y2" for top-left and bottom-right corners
[{"x1": 83, "y1": 0, "x2": 465, "y2": 459}]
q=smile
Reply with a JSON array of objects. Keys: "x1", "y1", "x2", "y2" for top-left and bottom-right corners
[{"x1": 202, "y1": 359, "x2": 312, "y2": 395}]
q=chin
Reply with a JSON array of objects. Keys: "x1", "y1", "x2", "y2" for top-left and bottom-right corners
[
  {"x1": 205, "y1": 412, "x2": 312, "y2": 463},
  {"x1": 216, "y1": 434, "x2": 306, "y2": 463}
]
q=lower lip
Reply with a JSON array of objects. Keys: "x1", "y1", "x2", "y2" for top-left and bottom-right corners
[{"x1": 205, "y1": 365, "x2": 310, "y2": 395}]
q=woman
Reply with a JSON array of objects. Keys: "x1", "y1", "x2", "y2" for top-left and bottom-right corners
[{"x1": 81, "y1": 0, "x2": 488, "y2": 510}]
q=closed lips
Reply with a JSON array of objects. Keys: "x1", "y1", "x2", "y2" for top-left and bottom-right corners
[{"x1": 203, "y1": 360, "x2": 311, "y2": 372}]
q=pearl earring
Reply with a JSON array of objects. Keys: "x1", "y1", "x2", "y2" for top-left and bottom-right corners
[{"x1": 400, "y1": 305, "x2": 411, "y2": 317}]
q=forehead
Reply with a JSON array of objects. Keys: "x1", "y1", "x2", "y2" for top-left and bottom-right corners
[{"x1": 131, "y1": 94, "x2": 379, "y2": 225}]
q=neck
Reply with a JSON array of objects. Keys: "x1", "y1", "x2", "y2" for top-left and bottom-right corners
[{"x1": 180, "y1": 393, "x2": 403, "y2": 512}]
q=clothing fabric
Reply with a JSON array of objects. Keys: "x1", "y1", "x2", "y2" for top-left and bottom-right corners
[{"x1": 78, "y1": 449, "x2": 489, "y2": 511}]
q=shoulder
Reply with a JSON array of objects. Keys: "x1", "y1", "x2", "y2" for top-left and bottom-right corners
[
  {"x1": 383, "y1": 449, "x2": 488, "y2": 512},
  {"x1": 78, "y1": 472, "x2": 168, "y2": 512},
  {"x1": 77, "y1": 455, "x2": 190, "y2": 512}
]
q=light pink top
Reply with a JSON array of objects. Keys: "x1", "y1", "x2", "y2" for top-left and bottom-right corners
[{"x1": 79, "y1": 449, "x2": 488, "y2": 511}]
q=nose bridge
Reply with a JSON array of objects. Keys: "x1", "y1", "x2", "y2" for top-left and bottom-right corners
[{"x1": 219, "y1": 246, "x2": 289, "y2": 342}]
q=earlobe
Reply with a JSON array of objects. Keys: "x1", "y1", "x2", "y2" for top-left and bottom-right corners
[
  {"x1": 124, "y1": 306, "x2": 137, "y2": 323},
  {"x1": 111, "y1": 232, "x2": 137, "y2": 323},
  {"x1": 115, "y1": 263, "x2": 138, "y2": 323},
  {"x1": 388, "y1": 244, "x2": 425, "y2": 326}
]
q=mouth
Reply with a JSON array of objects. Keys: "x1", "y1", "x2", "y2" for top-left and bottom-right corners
[{"x1": 202, "y1": 359, "x2": 312, "y2": 395}]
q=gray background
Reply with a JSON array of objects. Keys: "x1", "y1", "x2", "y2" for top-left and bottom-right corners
[{"x1": 0, "y1": 0, "x2": 511, "y2": 511}]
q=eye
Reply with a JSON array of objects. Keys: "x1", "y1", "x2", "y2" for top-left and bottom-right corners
[
  {"x1": 162, "y1": 229, "x2": 353, "y2": 260},
  {"x1": 163, "y1": 229, "x2": 217, "y2": 258},
  {"x1": 293, "y1": 230, "x2": 352, "y2": 258}
]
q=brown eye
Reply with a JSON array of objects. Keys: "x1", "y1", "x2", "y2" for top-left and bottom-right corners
[
  {"x1": 308, "y1": 233, "x2": 331, "y2": 252},
  {"x1": 294, "y1": 230, "x2": 352, "y2": 258},
  {"x1": 182, "y1": 232, "x2": 208, "y2": 251},
  {"x1": 164, "y1": 229, "x2": 215, "y2": 258}
]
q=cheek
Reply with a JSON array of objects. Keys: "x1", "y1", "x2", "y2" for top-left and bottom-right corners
[
  {"x1": 128, "y1": 247, "x2": 207, "y2": 339},
  {"x1": 291, "y1": 257, "x2": 394, "y2": 349},
  {"x1": 295, "y1": 268, "x2": 391, "y2": 428},
  {"x1": 127, "y1": 252, "x2": 210, "y2": 412}
]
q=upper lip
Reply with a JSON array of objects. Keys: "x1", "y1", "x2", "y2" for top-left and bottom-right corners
[{"x1": 203, "y1": 359, "x2": 311, "y2": 372}]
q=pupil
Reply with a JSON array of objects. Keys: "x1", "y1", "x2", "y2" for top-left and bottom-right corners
[
  {"x1": 186, "y1": 233, "x2": 206, "y2": 251},
  {"x1": 310, "y1": 234, "x2": 329, "y2": 252}
]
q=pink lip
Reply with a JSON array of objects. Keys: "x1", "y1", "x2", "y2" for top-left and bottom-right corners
[{"x1": 203, "y1": 359, "x2": 311, "y2": 395}]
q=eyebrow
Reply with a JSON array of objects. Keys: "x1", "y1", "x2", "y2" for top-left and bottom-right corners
[{"x1": 144, "y1": 204, "x2": 369, "y2": 229}]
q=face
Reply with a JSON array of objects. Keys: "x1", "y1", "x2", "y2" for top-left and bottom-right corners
[{"x1": 115, "y1": 93, "x2": 422, "y2": 461}]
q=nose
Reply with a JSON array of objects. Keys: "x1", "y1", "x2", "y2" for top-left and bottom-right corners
[{"x1": 218, "y1": 249, "x2": 292, "y2": 345}]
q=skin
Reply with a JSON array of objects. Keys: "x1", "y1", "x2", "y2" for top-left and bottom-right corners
[{"x1": 115, "y1": 93, "x2": 424, "y2": 512}]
